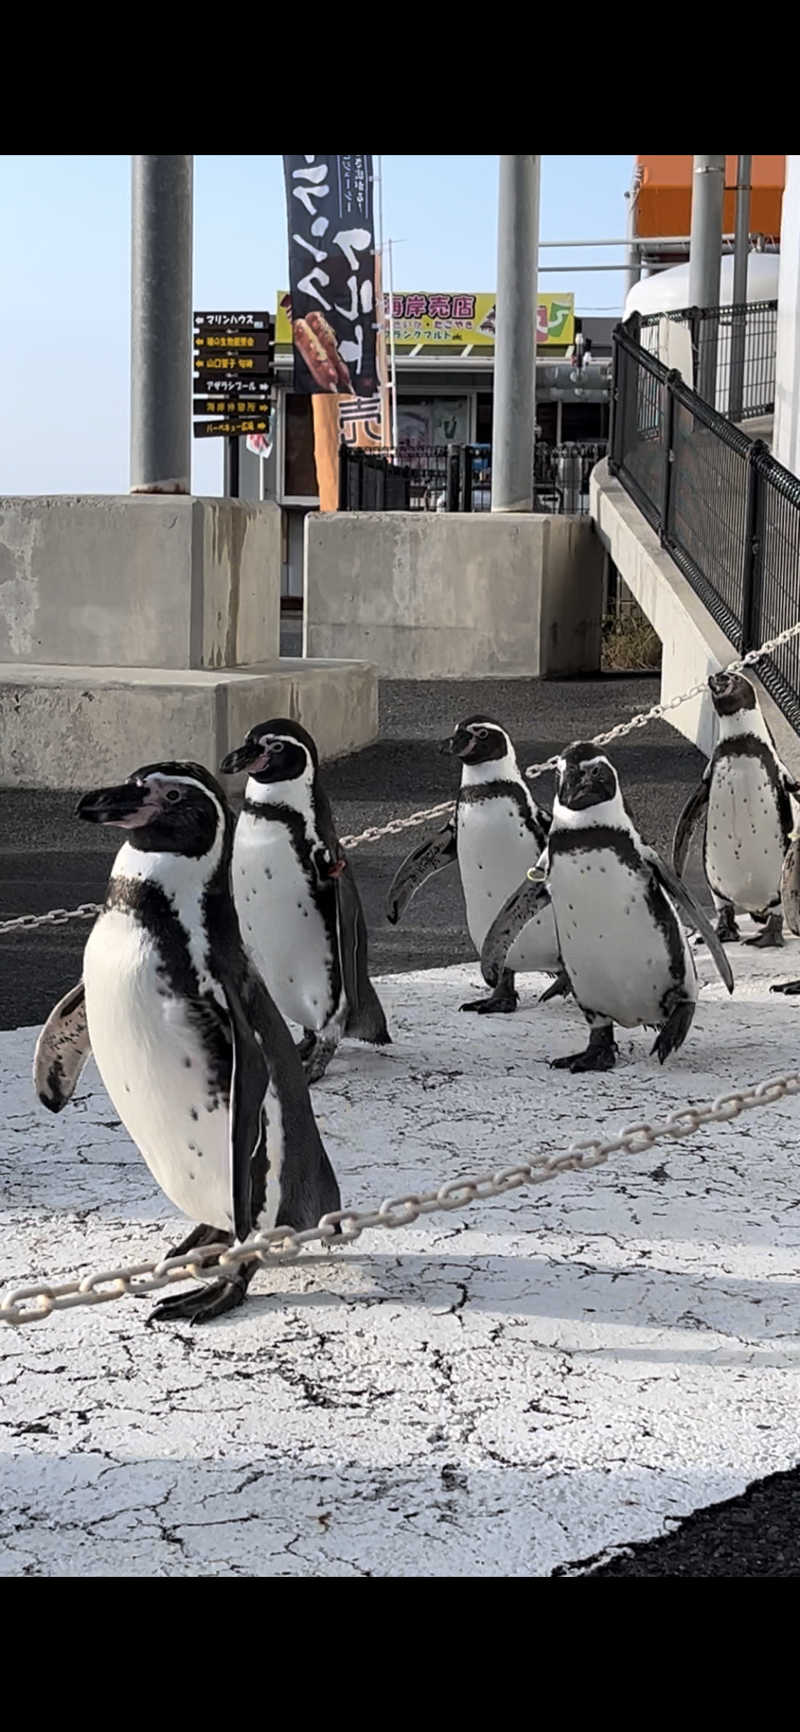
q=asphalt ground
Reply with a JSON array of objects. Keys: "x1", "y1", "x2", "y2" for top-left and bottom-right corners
[{"x1": 3, "y1": 666, "x2": 799, "y2": 1576}]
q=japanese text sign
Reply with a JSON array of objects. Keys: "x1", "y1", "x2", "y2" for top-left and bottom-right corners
[{"x1": 283, "y1": 155, "x2": 379, "y2": 396}]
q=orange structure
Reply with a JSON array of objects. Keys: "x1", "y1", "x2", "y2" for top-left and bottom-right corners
[{"x1": 635, "y1": 156, "x2": 785, "y2": 238}]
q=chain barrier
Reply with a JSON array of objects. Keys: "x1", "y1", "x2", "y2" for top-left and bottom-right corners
[
  {"x1": 3, "y1": 1070, "x2": 799, "y2": 1327},
  {"x1": 4, "y1": 619, "x2": 800, "y2": 1326},
  {"x1": 5, "y1": 622, "x2": 800, "y2": 939}
]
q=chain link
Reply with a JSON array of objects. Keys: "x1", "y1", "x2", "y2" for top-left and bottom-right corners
[
  {"x1": 4, "y1": 1069, "x2": 800, "y2": 1327},
  {"x1": 0, "y1": 903, "x2": 102, "y2": 936},
  {"x1": 4, "y1": 622, "x2": 800, "y2": 935}
]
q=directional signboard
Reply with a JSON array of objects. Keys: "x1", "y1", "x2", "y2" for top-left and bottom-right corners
[
  {"x1": 192, "y1": 311, "x2": 275, "y2": 456},
  {"x1": 194, "y1": 416, "x2": 271, "y2": 440}
]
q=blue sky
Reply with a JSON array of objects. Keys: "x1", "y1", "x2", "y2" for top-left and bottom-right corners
[{"x1": 0, "y1": 154, "x2": 633, "y2": 497}]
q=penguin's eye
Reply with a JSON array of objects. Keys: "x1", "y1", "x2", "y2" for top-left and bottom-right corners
[
  {"x1": 165, "y1": 789, "x2": 182, "y2": 805},
  {"x1": 477, "y1": 728, "x2": 488, "y2": 740},
  {"x1": 271, "y1": 742, "x2": 284, "y2": 754}
]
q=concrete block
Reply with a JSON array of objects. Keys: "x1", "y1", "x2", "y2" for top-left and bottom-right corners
[
  {"x1": 304, "y1": 510, "x2": 603, "y2": 680},
  {"x1": 0, "y1": 495, "x2": 281, "y2": 670},
  {"x1": 591, "y1": 459, "x2": 800, "y2": 776},
  {"x1": 0, "y1": 658, "x2": 378, "y2": 789}
]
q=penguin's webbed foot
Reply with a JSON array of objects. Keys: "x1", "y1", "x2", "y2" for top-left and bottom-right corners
[
  {"x1": 770, "y1": 978, "x2": 800, "y2": 995},
  {"x1": 551, "y1": 1025, "x2": 617, "y2": 1072},
  {"x1": 744, "y1": 911, "x2": 784, "y2": 948},
  {"x1": 147, "y1": 1267, "x2": 254, "y2": 1327},
  {"x1": 539, "y1": 968, "x2": 572, "y2": 1005},
  {"x1": 460, "y1": 971, "x2": 518, "y2": 1015},
  {"x1": 296, "y1": 1031, "x2": 317, "y2": 1061},
  {"x1": 164, "y1": 1221, "x2": 224, "y2": 1261},
  {"x1": 551, "y1": 1045, "x2": 617, "y2": 1073},
  {"x1": 715, "y1": 908, "x2": 741, "y2": 944}
]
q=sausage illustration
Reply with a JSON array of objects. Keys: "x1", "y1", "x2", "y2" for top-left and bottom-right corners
[
  {"x1": 293, "y1": 319, "x2": 339, "y2": 392},
  {"x1": 306, "y1": 311, "x2": 353, "y2": 392}
]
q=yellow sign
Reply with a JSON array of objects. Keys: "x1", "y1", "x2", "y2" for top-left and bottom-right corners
[{"x1": 276, "y1": 290, "x2": 574, "y2": 349}]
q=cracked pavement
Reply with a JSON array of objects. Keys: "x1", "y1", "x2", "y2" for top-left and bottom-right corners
[{"x1": 3, "y1": 943, "x2": 800, "y2": 1577}]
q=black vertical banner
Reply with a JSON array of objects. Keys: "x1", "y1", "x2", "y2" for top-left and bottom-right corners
[{"x1": 283, "y1": 155, "x2": 378, "y2": 397}]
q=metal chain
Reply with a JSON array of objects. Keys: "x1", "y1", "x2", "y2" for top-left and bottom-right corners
[
  {"x1": 0, "y1": 903, "x2": 102, "y2": 936},
  {"x1": 521, "y1": 619, "x2": 800, "y2": 783},
  {"x1": 4, "y1": 1069, "x2": 800, "y2": 1327},
  {"x1": 4, "y1": 620, "x2": 800, "y2": 933}
]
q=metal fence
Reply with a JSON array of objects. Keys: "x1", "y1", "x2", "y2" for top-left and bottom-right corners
[
  {"x1": 397, "y1": 441, "x2": 608, "y2": 515},
  {"x1": 611, "y1": 323, "x2": 800, "y2": 732},
  {"x1": 339, "y1": 447, "x2": 411, "y2": 511},
  {"x1": 636, "y1": 299, "x2": 777, "y2": 422}
]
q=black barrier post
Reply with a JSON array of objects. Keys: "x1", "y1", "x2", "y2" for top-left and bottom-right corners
[
  {"x1": 741, "y1": 440, "x2": 766, "y2": 654},
  {"x1": 659, "y1": 369, "x2": 680, "y2": 545},
  {"x1": 609, "y1": 325, "x2": 625, "y2": 476},
  {"x1": 446, "y1": 443, "x2": 460, "y2": 512}
]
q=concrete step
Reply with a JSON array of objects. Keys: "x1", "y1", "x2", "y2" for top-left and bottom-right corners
[{"x1": 0, "y1": 659, "x2": 377, "y2": 788}]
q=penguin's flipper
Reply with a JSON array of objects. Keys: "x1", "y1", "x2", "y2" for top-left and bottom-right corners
[
  {"x1": 385, "y1": 824, "x2": 457, "y2": 925},
  {"x1": 234, "y1": 967, "x2": 342, "y2": 1238},
  {"x1": 647, "y1": 851, "x2": 735, "y2": 994},
  {"x1": 33, "y1": 981, "x2": 92, "y2": 1112},
  {"x1": 672, "y1": 777, "x2": 710, "y2": 877},
  {"x1": 335, "y1": 867, "x2": 390, "y2": 1044},
  {"x1": 480, "y1": 876, "x2": 552, "y2": 989},
  {"x1": 185, "y1": 977, "x2": 269, "y2": 1245}
]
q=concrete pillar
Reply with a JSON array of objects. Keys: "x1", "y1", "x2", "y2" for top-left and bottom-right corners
[
  {"x1": 130, "y1": 155, "x2": 193, "y2": 494},
  {"x1": 624, "y1": 169, "x2": 642, "y2": 301},
  {"x1": 491, "y1": 154, "x2": 540, "y2": 512},
  {"x1": 729, "y1": 154, "x2": 752, "y2": 420},
  {"x1": 774, "y1": 155, "x2": 800, "y2": 476},
  {"x1": 688, "y1": 154, "x2": 725, "y2": 406}
]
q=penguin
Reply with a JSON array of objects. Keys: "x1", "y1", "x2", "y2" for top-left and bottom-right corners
[
  {"x1": 33, "y1": 761, "x2": 341, "y2": 1325},
  {"x1": 481, "y1": 743, "x2": 734, "y2": 1071},
  {"x1": 220, "y1": 719, "x2": 389, "y2": 1084},
  {"x1": 386, "y1": 716, "x2": 568, "y2": 1013},
  {"x1": 673, "y1": 671, "x2": 800, "y2": 948},
  {"x1": 770, "y1": 824, "x2": 800, "y2": 996}
]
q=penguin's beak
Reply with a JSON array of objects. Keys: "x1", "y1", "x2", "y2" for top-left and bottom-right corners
[
  {"x1": 441, "y1": 728, "x2": 473, "y2": 759},
  {"x1": 76, "y1": 782, "x2": 155, "y2": 828},
  {"x1": 219, "y1": 740, "x2": 265, "y2": 776}
]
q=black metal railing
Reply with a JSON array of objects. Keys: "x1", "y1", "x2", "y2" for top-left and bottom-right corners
[
  {"x1": 610, "y1": 324, "x2": 800, "y2": 733},
  {"x1": 636, "y1": 299, "x2": 777, "y2": 422},
  {"x1": 397, "y1": 440, "x2": 607, "y2": 514},
  {"x1": 338, "y1": 446, "x2": 411, "y2": 510}
]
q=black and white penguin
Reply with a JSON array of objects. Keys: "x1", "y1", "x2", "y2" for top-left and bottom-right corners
[
  {"x1": 481, "y1": 743, "x2": 733, "y2": 1071},
  {"x1": 770, "y1": 823, "x2": 800, "y2": 996},
  {"x1": 33, "y1": 761, "x2": 341, "y2": 1324},
  {"x1": 673, "y1": 671, "x2": 799, "y2": 947},
  {"x1": 220, "y1": 719, "x2": 389, "y2": 1083},
  {"x1": 386, "y1": 716, "x2": 566, "y2": 1013}
]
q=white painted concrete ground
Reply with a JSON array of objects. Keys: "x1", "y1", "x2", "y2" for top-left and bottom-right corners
[{"x1": 2, "y1": 936, "x2": 800, "y2": 1577}]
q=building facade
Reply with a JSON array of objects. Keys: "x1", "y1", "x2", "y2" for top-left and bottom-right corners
[{"x1": 233, "y1": 291, "x2": 614, "y2": 599}]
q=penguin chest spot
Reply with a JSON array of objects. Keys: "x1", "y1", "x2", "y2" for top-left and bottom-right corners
[
  {"x1": 83, "y1": 910, "x2": 233, "y2": 1232},
  {"x1": 457, "y1": 797, "x2": 542, "y2": 953},
  {"x1": 550, "y1": 848, "x2": 693, "y2": 1028},
  {"x1": 233, "y1": 818, "x2": 338, "y2": 1031},
  {"x1": 706, "y1": 757, "x2": 785, "y2": 910}
]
